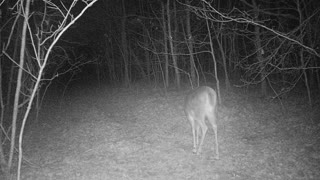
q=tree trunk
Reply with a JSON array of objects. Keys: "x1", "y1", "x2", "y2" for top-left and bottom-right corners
[
  {"x1": 166, "y1": 0, "x2": 180, "y2": 88},
  {"x1": 215, "y1": 27, "x2": 230, "y2": 90},
  {"x1": 186, "y1": 0, "x2": 197, "y2": 87},
  {"x1": 161, "y1": 2, "x2": 169, "y2": 88},
  {"x1": 252, "y1": 0, "x2": 267, "y2": 96},
  {"x1": 121, "y1": 0, "x2": 129, "y2": 86},
  {"x1": 204, "y1": 9, "x2": 221, "y2": 103},
  {"x1": 9, "y1": 0, "x2": 31, "y2": 170},
  {"x1": 143, "y1": 28, "x2": 151, "y2": 83}
]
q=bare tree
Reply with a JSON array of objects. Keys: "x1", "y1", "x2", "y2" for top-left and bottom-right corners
[
  {"x1": 186, "y1": 0, "x2": 319, "y2": 104},
  {"x1": 121, "y1": 0, "x2": 130, "y2": 87},
  {"x1": 0, "y1": 1, "x2": 98, "y2": 179},
  {"x1": 185, "y1": 0, "x2": 197, "y2": 87},
  {"x1": 167, "y1": 0, "x2": 181, "y2": 88}
]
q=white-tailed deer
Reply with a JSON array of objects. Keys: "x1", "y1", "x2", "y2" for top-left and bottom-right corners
[{"x1": 184, "y1": 86, "x2": 219, "y2": 159}]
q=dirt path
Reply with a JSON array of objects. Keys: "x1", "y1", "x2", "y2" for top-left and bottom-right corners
[{"x1": 21, "y1": 86, "x2": 320, "y2": 180}]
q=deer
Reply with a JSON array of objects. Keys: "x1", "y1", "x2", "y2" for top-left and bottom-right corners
[{"x1": 184, "y1": 86, "x2": 219, "y2": 159}]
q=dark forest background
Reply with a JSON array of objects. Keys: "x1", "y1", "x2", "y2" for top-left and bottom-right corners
[{"x1": 0, "y1": 0, "x2": 319, "y2": 179}]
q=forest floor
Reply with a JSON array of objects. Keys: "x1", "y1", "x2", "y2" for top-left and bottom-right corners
[{"x1": 19, "y1": 83, "x2": 320, "y2": 180}]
